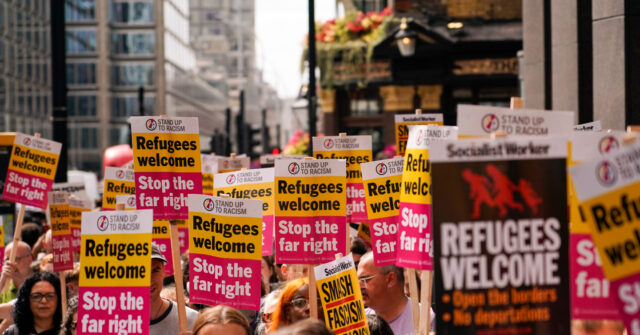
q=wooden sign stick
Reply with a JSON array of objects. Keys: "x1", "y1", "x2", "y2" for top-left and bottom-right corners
[
  {"x1": 0, "y1": 133, "x2": 40, "y2": 293},
  {"x1": 309, "y1": 264, "x2": 318, "y2": 319},
  {"x1": 408, "y1": 269, "x2": 420, "y2": 333},
  {"x1": 169, "y1": 220, "x2": 188, "y2": 333},
  {"x1": 510, "y1": 97, "x2": 523, "y2": 109},
  {"x1": 60, "y1": 270, "x2": 67, "y2": 319},
  {"x1": 419, "y1": 270, "x2": 433, "y2": 335}
]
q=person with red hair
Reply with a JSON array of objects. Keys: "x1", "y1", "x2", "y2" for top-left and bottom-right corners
[{"x1": 269, "y1": 278, "x2": 319, "y2": 332}]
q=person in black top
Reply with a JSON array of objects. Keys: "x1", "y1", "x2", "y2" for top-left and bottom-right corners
[{"x1": 3, "y1": 272, "x2": 62, "y2": 335}]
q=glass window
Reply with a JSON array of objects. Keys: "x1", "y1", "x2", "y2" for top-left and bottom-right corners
[
  {"x1": 111, "y1": 96, "x2": 154, "y2": 118},
  {"x1": 109, "y1": 1, "x2": 154, "y2": 24},
  {"x1": 66, "y1": 63, "x2": 96, "y2": 85},
  {"x1": 65, "y1": 0, "x2": 95, "y2": 22},
  {"x1": 66, "y1": 29, "x2": 96, "y2": 54},
  {"x1": 110, "y1": 32, "x2": 155, "y2": 55},
  {"x1": 111, "y1": 64, "x2": 154, "y2": 87},
  {"x1": 68, "y1": 95, "x2": 97, "y2": 116}
]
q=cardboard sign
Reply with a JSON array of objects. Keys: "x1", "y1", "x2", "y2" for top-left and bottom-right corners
[
  {"x1": 315, "y1": 254, "x2": 368, "y2": 334},
  {"x1": 430, "y1": 137, "x2": 570, "y2": 334},
  {"x1": 2, "y1": 133, "x2": 61, "y2": 208},
  {"x1": 115, "y1": 195, "x2": 174, "y2": 276},
  {"x1": 49, "y1": 191, "x2": 73, "y2": 271},
  {"x1": 214, "y1": 168, "x2": 275, "y2": 256},
  {"x1": 218, "y1": 156, "x2": 250, "y2": 173},
  {"x1": 69, "y1": 196, "x2": 92, "y2": 254},
  {"x1": 397, "y1": 125, "x2": 457, "y2": 270},
  {"x1": 188, "y1": 194, "x2": 262, "y2": 310},
  {"x1": 78, "y1": 209, "x2": 153, "y2": 335},
  {"x1": 457, "y1": 105, "x2": 574, "y2": 138},
  {"x1": 570, "y1": 141, "x2": 640, "y2": 332},
  {"x1": 361, "y1": 157, "x2": 404, "y2": 265},
  {"x1": 202, "y1": 162, "x2": 216, "y2": 196},
  {"x1": 0, "y1": 134, "x2": 16, "y2": 234},
  {"x1": 313, "y1": 135, "x2": 372, "y2": 223},
  {"x1": 131, "y1": 116, "x2": 202, "y2": 220},
  {"x1": 275, "y1": 159, "x2": 347, "y2": 264},
  {"x1": 102, "y1": 167, "x2": 135, "y2": 210},
  {"x1": 573, "y1": 121, "x2": 602, "y2": 131},
  {"x1": 394, "y1": 113, "x2": 443, "y2": 156},
  {"x1": 53, "y1": 182, "x2": 90, "y2": 205}
]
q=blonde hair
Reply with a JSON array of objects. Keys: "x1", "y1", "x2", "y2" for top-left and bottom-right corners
[{"x1": 192, "y1": 305, "x2": 251, "y2": 335}]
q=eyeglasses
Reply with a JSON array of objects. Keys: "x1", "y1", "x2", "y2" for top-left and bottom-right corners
[
  {"x1": 261, "y1": 313, "x2": 272, "y2": 323},
  {"x1": 358, "y1": 274, "x2": 382, "y2": 285},
  {"x1": 289, "y1": 298, "x2": 322, "y2": 309},
  {"x1": 30, "y1": 293, "x2": 57, "y2": 302}
]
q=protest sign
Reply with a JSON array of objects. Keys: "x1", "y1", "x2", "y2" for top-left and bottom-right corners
[
  {"x1": 78, "y1": 209, "x2": 152, "y2": 335},
  {"x1": 395, "y1": 113, "x2": 443, "y2": 156},
  {"x1": 218, "y1": 156, "x2": 250, "y2": 173},
  {"x1": 570, "y1": 140, "x2": 640, "y2": 332},
  {"x1": 361, "y1": 157, "x2": 404, "y2": 265},
  {"x1": 2, "y1": 133, "x2": 61, "y2": 209},
  {"x1": 53, "y1": 182, "x2": 90, "y2": 204},
  {"x1": 202, "y1": 162, "x2": 216, "y2": 195},
  {"x1": 275, "y1": 159, "x2": 347, "y2": 264},
  {"x1": 131, "y1": 116, "x2": 202, "y2": 220},
  {"x1": 49, "y1": 191, "x2": 73, "y2": 272},
  {"x1": 115, "y1": 195, "x2": 174, "y2": 276},
  {"x1": 574, "y1": 121, "x2": 602, "y2": 131},
  {"x1": 69, "y1": 196, "x2": 92, "y2": 254},
  {"x1": 430, "y1": 136, "x2": 570, "y2": 334},
  {"x1": 457, "y1": 105, "x2": 574, "y2": 138},
  {"x1": 397, "y1": 125, "x2": 457, "y2": 270},
  {"x1": 313, "y1": 136, "x2": 372, "y2": 223},
  {"x1": 314, "y1": 254, "x2": 368, "y2": 335},
  {"x1": 357, "y1": 222, "x2": 371, "y2": 248},
  {"x1": 188, "y1": 194, "x2": 262, "y2": 310},
  {"x1": 214, "y1": 168, "x2": 275, "y2": 256},
  {"x1": 102, "y1": 167, "x2": 135, "y2": 210},
  {"x1": 0, "y1": 134, "x2": 16, "y2": 235}
]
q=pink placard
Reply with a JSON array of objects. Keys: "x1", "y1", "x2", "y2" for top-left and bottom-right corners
[
  {"x1": 72, "y1": 227, "x2": 81, "y2": 253},
  {"x1": 135, "y1": 172, "x2": 202, "y2": 220},
  {"x1": 610, "y1": 273, "x2": 640, "y2": 333},
  {"x1": 77, "y1": 286, "x2": 149, "y2": 335},
  {"x1": 178, "y1": 227, "x2": 189, "y2": 254},
  {"x1": 347, "y1": 182, "x2": 367, "y2": 222},
  {"x1": 369, "y1": 216, "x2": 398, "y2": 266},
  {"x1": 153, "y1": 238, "x2": 173, "y2": 276},
  {"x1": 52, "y1": 234, "x2": 73, "y2": 272},
  {"x1": 396, "y1": 202, "x2": 433, "y2": 270},
  {"x1": 2, "y1": 170, "x2": 53, "y2": 209},
  {"x1": 276, "y1": 216, "x2": 347, "y2": 264},
  {"x1": 570, "y1": 233, "x2": 620, "y2": 320},
  {"x1": 263, "y1": 214, "x2": 274, "y2": 256},
  {"x1": 189, "y1": 254, "x2": 261, "y2": 311}
]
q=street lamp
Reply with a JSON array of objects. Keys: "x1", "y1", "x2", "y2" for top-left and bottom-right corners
[{"x1": 395, "y1": 18, "x2": 416, "y2": 57}]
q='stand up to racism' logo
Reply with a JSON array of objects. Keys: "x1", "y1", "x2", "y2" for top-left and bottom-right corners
[
  {"x1": 97, "y1": 215, "x2": 109, "y2": 231},
  {"x1": 145, "y1": 119, "x2": 157, "y2": 131},
  {"x1": 127, "y1": 196, "x2": 136, "y2": 208},
  {"x1": 481, "y1": 114, "x2": 500, "y2": 133},
  {"x1": 23, "y1": 137, "x2": 31, "y2": 146},
  {"x1": 598, "y1": 136, "x2": 619, "y2": 154},
  {"x1": 288, "y1": 162, "x2": 300, "y2": 175},
  {"x1": 116, "y1": 169, "x2": 125, "y2": 179},
  {"x1": 323, "y1": 138, "x2": 335, "y2": 149},
  {"x1": 203, "y1": 198, "x2": 215, "y2": 211},
  {"x1": 226, "y1": 174, "x2": 236, "y2": 184},
  {"x1": 462, "y1": 164, "x2": 543, "y2": 219},
  {"x1": 376, "y1": 162, "x2": 388, "y2": 176},
  {"x1": 596, "y1": 160, "x2": 617, "y2": 186}
]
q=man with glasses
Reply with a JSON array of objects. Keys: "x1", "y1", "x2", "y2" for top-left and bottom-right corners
[
  {"x1": 1, "y1": 242, "x2": 34, "y2": 303},
  {"x1": 357, "y1": 251, "x2": 433, "y2": 335}
]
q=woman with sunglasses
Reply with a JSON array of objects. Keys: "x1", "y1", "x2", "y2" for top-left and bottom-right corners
[
  {"x1": 269, "y1": 278, "x2": 324, "y2": 332},
  {"x1": 3, "y1": 272, "x2": 62, "y2": 335}
]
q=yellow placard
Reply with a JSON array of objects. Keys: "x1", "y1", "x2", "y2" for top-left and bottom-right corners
[
  {"x1": 132, "y1": 133, "x2": 201, "y2": 173},
  {"x1": 9, "y1": 144, "x2": 59, "y2": 180},
  {"x1": 102, "y1": 180, "x2": 135, "y2": 210},
  {"x1": 50, "y1": 203, "x2": 71, "y2": 236},
  {"x1": 314, "y1": 150, "x2": 372, "y2": 183},
  {"x1": 153, "y1": 220, "x2": 171, "y2": 239},
  {"x1": 317, "y1": 269, "x2": 368, "y2": 334},
  {"x1": 70, "y1": 206, "x2": 90, "y2": 229},
  {"x1": 400, "y1": 148, "x2": 432, "y2": 205},
  {"x1": 188, "y1": 213, "x2": 262, "y2": 260},
  {"x1": 363, "y1": 174, "x2": 401, "y2": 220},
  {"x1": 215, "y1": 182, "x2": 274, "y2": 216},
  {"x1": 202, "y1": 173, "x2": 214, "y2": 195},
  {"x1": 80, "y1": 233, "x2": 152, "y2": 287},
  {"x1": 275, "y1": 176, "x2": 346, "y2": 217},
  {"x1": 396, "y1": 121, "x2": 443, "y2": 156},
  {"x1": 580, "y1": 181, "x2": 640, "y2": 281}
]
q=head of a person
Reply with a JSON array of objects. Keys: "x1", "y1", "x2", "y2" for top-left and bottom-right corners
[
  {"x1": 271, "y1": 319, "x2": 333, "y2": 335},
  {"x1": 192, "y1": 305, "x2": 251, "y2": 335},
  {"x1": 65, "y1": 263, "x2": 81, "y2": 297},
  {"x1": 61, "y1": 295, "x2": 79, "y2": 335},
  {"x1": 356, "y1": 252, "x2": 404, "y2": 310},
  {"x1": 150, "y1": 244, "x2": 168, "y2": 302},
  {"x1": 367, "y1": 315, "x2": 394, "y2": 335},
  {"x1": 39, "y1": 253, "x2": 54, "y2": 273},
  {"x1": 5, "y1": 241, "x2": 34, "y2": 276},
  {"x1": 260, "y1": 288, "x2": 282, "y2": 332},
  {"x1": 270, "y1": 278, "x2": 310, "y2": 331},
  {"x1": 350, "y1": 238, "x2": 368, "y2": 267},
  {"x1": 21, "y1": 223, "x2": 43, "y2": 248},
  {"x1": 262, "y1": 256, "x2": 278, "y2": 284},
  {"x1": 13, "y1": 272, "x2": 62, "y2": 331}
]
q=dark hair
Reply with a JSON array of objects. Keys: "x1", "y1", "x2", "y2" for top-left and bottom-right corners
[
  {"x1": 367, "y1": 315, "x2": 393, "y2": 335},
  {"x1": 60, "y1": 296, "x2": 78, "y2": 335},
  {"x1": 21, "y1": 223, "x2": 43, "y2": 248},
  {"x1": 263, "y1": 256, "x2": 279, "y2": 283},
  {"x1": 350, "y1": 238, "x2": 368, "y2": 256},
  {"x1": 13, "y1": 272, "x2": 62, "y2": 333}
]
